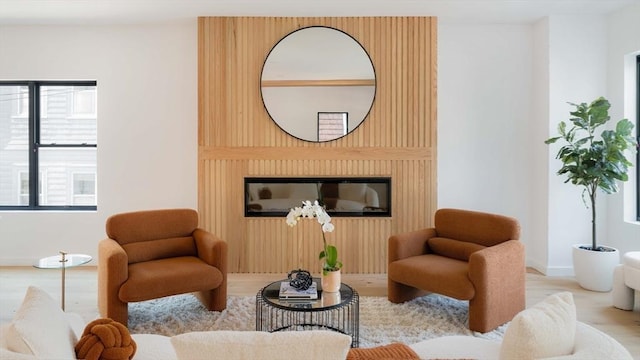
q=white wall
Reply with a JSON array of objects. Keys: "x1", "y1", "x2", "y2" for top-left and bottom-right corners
[
  {"x1": 437, "y1": 24, "x2": 534, "y2": 257},
  {"x1": 606, "y1": 3, "x2": 640, "y2": 255},
  {"x1": 0, "y1": 22, "x2": 198, "y2": 264},
  {"x1": 545, "y1": 16, "x2": 609, "y2": 275},
  {"x1": 529, "y1": 18, "x2": 550, "y2": 272},
  {"x1": 1, "y1": 12, "x2": 638, "y2": 269},
  {"x1": 439, "y1": 14, "x2": 638, "y2": 274}
]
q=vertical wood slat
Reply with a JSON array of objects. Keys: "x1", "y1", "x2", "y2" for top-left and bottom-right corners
[{"x1": 198, "y1": 17, "x2": 436, "y2": 274}]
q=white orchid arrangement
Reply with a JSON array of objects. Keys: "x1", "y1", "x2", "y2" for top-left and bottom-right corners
[{"x1": 286, "y1": 200, "x2": 342, "y2": 275}]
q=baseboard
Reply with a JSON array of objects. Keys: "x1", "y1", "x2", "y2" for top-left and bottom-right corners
[
  {"x1": 0, "y1": 257, "x2": 38, "y2": 266},
  {"x1": 544, "y1": 266, "x2": 575, "y2": 277},
  {"x1": 526, "y1": 259, "x2": 574, "y2": 277}
]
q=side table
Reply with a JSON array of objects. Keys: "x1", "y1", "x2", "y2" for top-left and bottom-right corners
[
  {"x1": 33, "y1": 251, "x2": 92, "y2": 310},
  {"x1": 256, "y1": 279, "x2": 360, "y2": 347}
]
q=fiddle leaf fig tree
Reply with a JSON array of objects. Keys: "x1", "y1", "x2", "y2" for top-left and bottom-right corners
[{"x1": 545, "y1": 97, "x2": 637, "y2": 251}]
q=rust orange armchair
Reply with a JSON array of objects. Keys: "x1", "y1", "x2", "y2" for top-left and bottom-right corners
[
  {"x1": 98, "y1": 208, "x2": 227, "y2": 326},
  {"x1": 387, "y1": 208, "x2": 525, "y2": 333}
]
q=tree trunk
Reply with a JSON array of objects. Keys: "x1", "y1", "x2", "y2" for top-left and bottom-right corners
[{"x1": 590, "y1": 187, "x2": 597, "y2": 250}]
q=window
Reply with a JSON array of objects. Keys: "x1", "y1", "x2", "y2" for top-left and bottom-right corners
[
  {"x1": 18, "y1": 171, "x2": 43, "y2": 205},
  {"x1": 18, "y1": 171, "x2": 28, "y2": 205},
  {"x1": 637, "y1": 55, "x2": 640, "y2": 221},
  {"x1": 0, "y1": 81, "x2": 97, "y2": 210},
  {"x1": 72, "y1": 172, "x2": 96, "y2": 205}
]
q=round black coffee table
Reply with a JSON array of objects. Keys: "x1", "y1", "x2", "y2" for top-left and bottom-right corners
[{"x1": 256, "y1": 278, "x2": 359, "y2": 347}]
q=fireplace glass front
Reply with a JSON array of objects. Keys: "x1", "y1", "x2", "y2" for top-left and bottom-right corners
[{"x1": 245, "y1": 177, "x2": 391, "y2": 217}]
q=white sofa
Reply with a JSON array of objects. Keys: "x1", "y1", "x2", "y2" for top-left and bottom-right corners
[
  {"x1": 613, "y1": 251, "x2": 640, "y2": 311},
  {"x1": 1, "y1": 288, "x2": 632, "y2": 360}
]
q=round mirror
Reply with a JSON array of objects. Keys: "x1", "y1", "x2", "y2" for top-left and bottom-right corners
[{"x1": 261, "y1": 26, "x2": 376, "y2": 142}]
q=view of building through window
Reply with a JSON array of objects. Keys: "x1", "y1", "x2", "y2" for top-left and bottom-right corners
[
  {"x1": 318, "y1": 112, "x2": 348, "y2": 142},
  {"x1": 0, "y1": 81, "x2": 97, "y2": 209}
]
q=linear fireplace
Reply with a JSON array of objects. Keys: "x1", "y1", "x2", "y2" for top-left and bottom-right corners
[{"x1": 244, "y1": 177, "x2": 391, "y2": 217}]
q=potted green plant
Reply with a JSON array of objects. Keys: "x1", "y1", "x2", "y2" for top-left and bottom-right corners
[
  {"x1": 286, "y1": 200, "x2": 343, "y2": 292},
  {"x1": 545, "y1": 97, "x2": 637, "y2": 291}
]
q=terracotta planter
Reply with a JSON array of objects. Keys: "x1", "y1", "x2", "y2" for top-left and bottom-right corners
[{"x1": 321, "y1": 269, "x2": 341, "y2": 293}]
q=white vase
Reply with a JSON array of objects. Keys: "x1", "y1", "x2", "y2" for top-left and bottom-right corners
[
  {"x1": 572, "y1": 244, "x2": 620, "y2": 292},
  {"x1": 321, "y1": 269, "x2": 341, "y2": 293}
]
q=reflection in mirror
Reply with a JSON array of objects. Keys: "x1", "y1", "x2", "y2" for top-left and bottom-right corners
[
  {"x1": 318, "y1": 112, "x2": 347, "y2": 141},
  {"x1": 261, "y1": 26, "x2": 376, "y2": 142},
  {"x1": 244, "y1": 177, "x2": 391, "y2": 217}
]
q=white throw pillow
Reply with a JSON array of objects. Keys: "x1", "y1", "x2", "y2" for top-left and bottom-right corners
[
  {"x1": 132, "y1": 334, "x2": 178, "y2": 360},
  {"x1": 170, "y1": 330, "x2": 351, "y2": 360},
  {"x1": 248, "y1": 184, "x2": 261, "y2": 201},
  {"x1": 289, "y1": 184, "x2": 319, "y2": 200},
  {"x1": 5, "y1": 286, "x2": 77, "y2": 359},
  {"x1": 338, "y1": 183, "x2": 367, "y2": 203},
  {"x1": 0, "y1": 348, "x2": 38, "y2": 360},
  {"x1": 499, "y1": 291, "x2": 576, "y2": 360}
]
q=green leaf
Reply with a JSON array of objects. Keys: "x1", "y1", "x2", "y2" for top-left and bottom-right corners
[
  {"x1": 615, "y1": 118, "x2": 634, "y2": 137},
  {"x1": 320, "y1": 245, "x2": 341, "y2": 271},
  {"x1": 325, "y1": 245, "x2": 337, "y2": 266}
]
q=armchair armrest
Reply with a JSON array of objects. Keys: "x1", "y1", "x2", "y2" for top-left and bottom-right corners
[
  {"x1": 98, "y1": 238, "x2": 128, "y2": 320},
  {"x1": 388, "y1": 228, "x2": 436, "y2": 263},
  {"x1": 193, "y1": 228, "x2": 227, "y2": 274},
  {"x1": 193, "y1": 228, "x2": 228, "y2": 311},
  {"x1": 468, "y1": 240, "x2": 525, "y2": 331},
  {"x1": 98, "y1": 238, "x2": 128, "y2": 283},
  {"x1": 468, "y1": 239, "x2": 524, "y2": 285}
]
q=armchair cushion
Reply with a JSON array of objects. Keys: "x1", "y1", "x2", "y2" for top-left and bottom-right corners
[
  {"x1": 434, "y1": 208, "x2": 520, "y2": 246},
  {"x1": 427, "y1": 237, "x2": 486, "y2": 261},
  {"x1": 389, "y1": 255, "x2": 475, "y2": 300},
  {"x1": 106, "y1": 208, "x2": 198, "y2": 244},
  {"x1": 119, "y1": 256, "x2": 223, "y2": 302},
  {"x1": 122, "y1": 237, "x2": 196, "y2": 264}
]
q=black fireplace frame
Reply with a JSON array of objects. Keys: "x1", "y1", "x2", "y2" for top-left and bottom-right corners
[{"x1": 244, "y1": 177, "x2": 391, "y2": 217}]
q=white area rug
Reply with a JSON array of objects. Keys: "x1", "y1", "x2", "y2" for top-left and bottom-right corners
[{"x1": 129, "y1": 294, "x2": 506, "y2": 348}]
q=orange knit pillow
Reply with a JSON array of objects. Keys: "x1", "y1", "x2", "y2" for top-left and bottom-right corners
[
  {"x1": 347, "y1": 343, "x2": 420, "y2": 359},
  {"x1": 75, "y1": 318, "x2": 137, "y2": 360}
]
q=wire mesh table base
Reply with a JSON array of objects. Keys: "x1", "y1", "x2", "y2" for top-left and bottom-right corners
[{"x1": 256, "y1": 281, "x2": 360, "y2": 347}]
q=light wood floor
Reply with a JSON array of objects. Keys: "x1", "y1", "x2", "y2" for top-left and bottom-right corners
[{"x1": 1, "y1": 266, "x2": 638, "y2": 357}]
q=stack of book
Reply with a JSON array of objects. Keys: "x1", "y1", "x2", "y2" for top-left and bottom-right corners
[{"x1": 279, "y1": 281, "x2": 318, "y2": 300}]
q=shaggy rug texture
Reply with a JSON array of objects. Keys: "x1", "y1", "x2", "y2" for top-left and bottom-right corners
[{"x1": 129, "y1": 294, "x2": 505, "y2": 348}]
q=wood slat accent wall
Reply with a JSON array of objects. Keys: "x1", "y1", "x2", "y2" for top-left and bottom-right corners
[{"x1": 198, "y1": 17, "x2": 437, "y2": 274}]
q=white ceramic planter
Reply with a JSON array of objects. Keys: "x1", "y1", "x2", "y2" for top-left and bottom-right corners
[
  {"x1": 321, "y1": 269, "x2": 341, "y2": 293},
  {"x1": 572, "y1": 244, "x2": 620, "y2": 292}
]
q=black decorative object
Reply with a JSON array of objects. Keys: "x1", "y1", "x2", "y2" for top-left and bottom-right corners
[{"x1": 288, "y1": 269, "x2": 312, "y2": 290}]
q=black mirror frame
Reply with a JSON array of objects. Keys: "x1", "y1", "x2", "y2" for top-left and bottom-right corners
[{"x1": 260, "y1": 25, "x2": 377, "y2": 143}]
